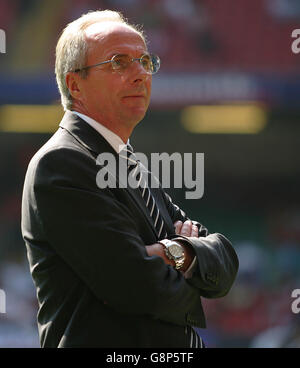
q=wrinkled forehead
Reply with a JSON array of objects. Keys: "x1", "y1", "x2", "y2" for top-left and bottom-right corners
[{"x1": 84, "y1": 22, "x2": 147, "y2": 63}]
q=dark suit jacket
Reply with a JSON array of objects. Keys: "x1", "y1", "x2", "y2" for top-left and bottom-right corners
[{"x1": 21, "y1": 111, "x2": 239, "y2": 348}]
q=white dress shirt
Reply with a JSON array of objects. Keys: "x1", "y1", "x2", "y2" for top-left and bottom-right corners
[{"x1": 71, "y1": 110, "x2": 128, "y2": 153}]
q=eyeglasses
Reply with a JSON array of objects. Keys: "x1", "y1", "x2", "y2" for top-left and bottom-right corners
[{"x1": 73, "y1": 53, "x2": 160, "y2": 75}]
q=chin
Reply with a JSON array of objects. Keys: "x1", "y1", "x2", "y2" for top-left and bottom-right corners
[{"x1": 128, "y1": 108, "x2": 147, "y2": 125}]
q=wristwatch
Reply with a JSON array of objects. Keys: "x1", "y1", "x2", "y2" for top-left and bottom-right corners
[{"x1": 158, "y1": 239, "x2": 185, "y2": 270}]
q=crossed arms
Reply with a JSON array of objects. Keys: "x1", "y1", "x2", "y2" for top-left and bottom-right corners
[
  {"x1": 146, "y1": 220, "x2": 199, "y2": 272},
  {"x1": 24, "y1": 147, "x2": 239, "y2": 327}
]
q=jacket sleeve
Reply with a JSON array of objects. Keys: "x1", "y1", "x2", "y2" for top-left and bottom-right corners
[
  {"x1": 161, "y1": 190, "x2": 239, "y2": 298},
  {"x1": 29, "y1": 147, "x2": 205, "y2": 327}
]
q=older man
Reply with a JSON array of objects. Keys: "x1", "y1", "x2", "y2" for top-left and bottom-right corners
[{"x1": 21, "y1": 10, "x2": 238, "y2": 348}]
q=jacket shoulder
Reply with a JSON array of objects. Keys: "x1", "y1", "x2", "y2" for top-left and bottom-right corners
[{"x1": 25, "y1": 128, "x2": 96, "y2": 188}]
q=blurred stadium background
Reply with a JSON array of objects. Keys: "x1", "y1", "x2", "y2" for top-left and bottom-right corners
[{"x1": 1, "y1": 0, "x2": 300, "y2": 348}]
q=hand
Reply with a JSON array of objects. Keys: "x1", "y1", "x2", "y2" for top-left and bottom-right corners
[
  {"x1": 174, "y1": 220, "x2": 199, "y2": 238},
  {"x1": 145, "y1": 243, "x2": 175, "y2": 266},
  {"x1": 145, "y1": 220, "x2": 199, "y2": 271}
]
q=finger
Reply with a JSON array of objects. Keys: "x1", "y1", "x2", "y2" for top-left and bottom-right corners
[
  {"x1": 191, "y1": 224, "x2": 199, "y2": 238},
  {"x1": 174, "y1": 221, "x2": 183, "y2": 235},
  {"x1": 179, "y1": 220, "x2": 193, "y2": 237}
]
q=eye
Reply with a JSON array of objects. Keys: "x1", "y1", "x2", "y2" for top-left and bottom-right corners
[
  {"x1": 112, "y1": 54, "x2": 129, "y2": 69},
  {"x1": 141, "y1": 55, "x2": 151, "y2": 71}
]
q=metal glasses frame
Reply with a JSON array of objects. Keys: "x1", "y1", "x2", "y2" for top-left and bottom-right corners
[{"x1": 73, "y1": 53, "x2": 160, "y2": 74}]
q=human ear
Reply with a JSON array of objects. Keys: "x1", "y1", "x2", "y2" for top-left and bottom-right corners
[{"x1": 65, "y1": 72, "x2": 82, "y2": 100}]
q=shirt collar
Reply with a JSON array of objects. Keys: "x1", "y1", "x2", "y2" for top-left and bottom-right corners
[{"x1": 70, "y1": 110, "x2": 128, "y2": 153}]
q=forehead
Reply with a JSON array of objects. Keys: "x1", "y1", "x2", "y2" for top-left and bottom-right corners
[{"x1": 85, "y1": 22, "x2": 147, "y2": 60}]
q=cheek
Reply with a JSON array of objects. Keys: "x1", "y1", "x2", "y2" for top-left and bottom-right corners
[
  {"x1": 96, "y1": 77, "x2": 122, "y2": 105},
  {"x1": 146, "y1": 80, "x2": 152, "y2": 104},
  {"x1": 79, "y1": 79, "x2": 98, "y2": 104},
  {"x1": 82, "y1": 79, "x2": 111, "y2": 106},
  {"x1": 146, "y1": 77, "x2": 152, "y2": 95}
]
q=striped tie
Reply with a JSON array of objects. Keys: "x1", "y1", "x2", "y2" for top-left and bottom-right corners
[
  {"x1": 185, "y1": 326, "x2": 205, "y2": 348},
  {"x1": 120, "y1": 146, "x2": 205, "y2": 348},
  {"x1": 119, "y1": 144, "x2": 167, "y2": 240}
]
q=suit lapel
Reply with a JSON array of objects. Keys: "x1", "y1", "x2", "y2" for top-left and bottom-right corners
[
  {"x1": 59, "y1": 111, "x2": 116, "y2": 157},
  {"x1": 59, "y1": 111, "x2": 161, "y2": 239}
]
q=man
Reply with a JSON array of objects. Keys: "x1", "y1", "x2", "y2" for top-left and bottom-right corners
[{"x1": 21, "y1": 10, "x2": 238, "y2": 348}]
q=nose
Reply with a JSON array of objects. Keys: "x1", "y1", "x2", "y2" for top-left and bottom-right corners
[{"x1": 128, "y1": 59, "x2": 150, "y2": 84}]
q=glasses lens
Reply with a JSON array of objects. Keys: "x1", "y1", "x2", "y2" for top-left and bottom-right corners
[
  {"x1": 139, "y1": 54, "x2": 160, "y2": 74},
  {"x1": 111, "y1": 54, "x2": 131, "y2": 70},
  {"x1": 111, "y1": 54, "x2": 160, "y2": 74},
  {"x1": 149, "y1": 54, "x2": 160, "y2": 74},
  {"x1": 139, "y1": 54, "x2": 151, "y2": 73}
]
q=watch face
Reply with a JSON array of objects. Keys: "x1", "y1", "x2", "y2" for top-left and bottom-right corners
[{"x1": 169, "y1": 243, "x2": 184, "y2": 258}]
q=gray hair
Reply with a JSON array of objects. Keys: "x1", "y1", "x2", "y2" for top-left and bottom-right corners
[{"x1": 55, "y1": 10, "x2": 145, "y2": 111}]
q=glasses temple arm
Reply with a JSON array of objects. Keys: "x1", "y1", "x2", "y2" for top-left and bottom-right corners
[{"x1": 74, "y1": 60, "x2": 112, "y2": 73}]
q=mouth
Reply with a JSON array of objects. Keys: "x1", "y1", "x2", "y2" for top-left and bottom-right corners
[{"x1": 123, "y1": 95, "x2": 145, "y2": 99}]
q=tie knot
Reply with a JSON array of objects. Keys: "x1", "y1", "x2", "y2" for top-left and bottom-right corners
[
  {"x1": 119, "y1": 144, "x2": 138, "y2": 169},
  {"x1": 126, "y1": 143, "x2": 134, "y2": 155},
  {"x1": 119, "y1": 144, "x2": 134, "y2": 157}
]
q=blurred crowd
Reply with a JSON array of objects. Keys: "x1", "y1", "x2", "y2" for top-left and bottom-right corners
[
  {"x1": 0, "y1": 0, "x2": 300, "y2": 348},
  {"x1": 200, "y1": 229, "x2": 300, "y2": 347},
  {"x1": 1, "y1": 0, "x2": 300, "y2": 73}
]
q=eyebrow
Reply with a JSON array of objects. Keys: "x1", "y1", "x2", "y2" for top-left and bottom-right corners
[{"x1": 105, "y1": 51, "x2": 148, "y2": 59}]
